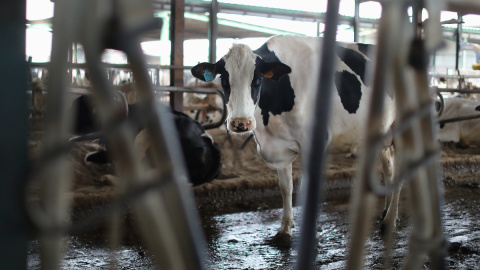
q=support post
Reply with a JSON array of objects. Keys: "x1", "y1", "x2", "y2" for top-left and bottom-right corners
[
  {"x1": 208, "y1": 0, "x2": 218, "y2": 63},
  {"x1": 0, "y1": 0, "x2": 29, "y2": 269},
  {"x1": 170, "y1": 0, "x2": 184, "y2": 111},
  {"x1": 354, "y1": 0, "x2": 360, "y2": 42},
  {"x1": 455, "y1": 13, "x2": 462, "y2": 73},
  {"x1": 295, "y1": 0, "x2": 340, "y2": 269}
]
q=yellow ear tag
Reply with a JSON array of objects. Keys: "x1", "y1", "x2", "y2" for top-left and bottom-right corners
[{"x1": 263, "y1": 70, "x2": 274, "y2": 79}]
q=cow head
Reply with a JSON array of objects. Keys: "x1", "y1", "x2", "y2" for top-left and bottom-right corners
[{"x1": 191, "y1": 44, "x2": 291, "y2": 133}]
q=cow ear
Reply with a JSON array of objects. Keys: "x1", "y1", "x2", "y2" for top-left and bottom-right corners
[
  {"x1": 191, "y1": 60, "x2": 225, "y2": 82},
  {"x1": 191, "y1": 62, "x2": 217, "y2": 82},
  {"x1": 256, "y1": 57, "x2": 291, "y2": 80}
]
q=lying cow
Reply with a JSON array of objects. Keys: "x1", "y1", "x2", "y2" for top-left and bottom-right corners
[
  {"x1": 437, "y1": 97, "x2": 480, "y2": 148},
  {"x1": 192, "y1": 35, "x2": 396, "y2": 242},
  {"x1": 69, "y1": 94, "x2": 221, "y2": 186}
]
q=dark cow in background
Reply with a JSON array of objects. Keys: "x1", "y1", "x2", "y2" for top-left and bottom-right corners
[
  {"x1": 69, "y1": 94, "x2": 221, "y2": 186},
  {"x1": 192, "y1": 35, "x2": 397, "y2": 242}
]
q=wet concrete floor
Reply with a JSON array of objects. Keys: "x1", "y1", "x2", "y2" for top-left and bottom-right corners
[{"x1": 27, "y1": 183, "x2": 480, "y2": 269}]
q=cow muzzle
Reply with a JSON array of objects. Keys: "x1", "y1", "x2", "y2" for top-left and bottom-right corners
[{"x1": 229, "y1": 118, "x2": 253, "y2": 133}]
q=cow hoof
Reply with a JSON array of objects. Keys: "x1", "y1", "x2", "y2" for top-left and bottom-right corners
[{"x1": 266, "y1": 232, "x2": 292, "y2": 248}]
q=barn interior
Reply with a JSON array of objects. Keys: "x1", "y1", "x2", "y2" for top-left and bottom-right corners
[{"x1": 2, "y1": 0, "x2": 480, "y2": 269}]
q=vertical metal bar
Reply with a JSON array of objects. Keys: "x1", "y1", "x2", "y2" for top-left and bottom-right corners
[
  {"x1": 295, "y1": 0, "x2": 340, "y2": 269},
  {"x1": 127, "y1": 41, "x2": 206, "y2": 270},
  {"x1": 209, "y1": 0, "x2": 218, "y2": 63},
  {"x1": 0, "y1": 0, "x2": 29, "y2": 269},
  {"x1": 411, "y1": 2, "x2": 421, "y2": 36},
  {"x1": 354, "y1": 0, "x2": 360, "y2": 43},
  {"x1": 170, "y1": 0, "x2": 184, "y2": 111},
  {"x1": 346, "y1": 2, "x2": 403, "y2": 269},
  {"x1": 38, "y1": 0, "x2": 78, "y2": 268},
  {"x1": 401, "y1": 34, "x2": 446, "y2": 269},
  {"x1": 68, "y1": 43, "x2": 73, "y2": 84},
  {"x1": 455, "y1": 13, "x2": 462, "y2": 73}
]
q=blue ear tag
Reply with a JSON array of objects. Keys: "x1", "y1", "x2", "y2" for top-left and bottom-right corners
[{"x1": 204, "y1": 70, "x2": 215, "y2": 82}]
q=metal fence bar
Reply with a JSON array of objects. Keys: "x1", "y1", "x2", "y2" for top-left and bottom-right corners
[
  {"x1": 346, "y1": 1, "x2": 405, "y2": 269},
  {"x1": 35, "y1": 0, "x2": 79, "y2": 268},
  {"x1": 0, "y1": 0, "x2": 30, "y2": 269},
  {"x1": 294, "y1": 0, "x2": 340, "y2": 269},
  {"x1": 26, "y1": 0, "x2": 207, "y2": 269},
  {"x1": 347, "y1": 0, "x2": 448, "y2": 268},
  {"x1": 437, "y1": 88, "x2": 480, "y2": 93},
  {"x1": 29, "y1": 62, "x2": 194, "y2": 70}
]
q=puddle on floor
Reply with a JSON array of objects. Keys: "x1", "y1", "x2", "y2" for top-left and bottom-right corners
[{"x1": 27, "y1": 185, "x2": 480, "y2": 269}]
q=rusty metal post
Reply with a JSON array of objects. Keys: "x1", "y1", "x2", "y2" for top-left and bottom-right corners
[{"x1": 170, "y1": 0, "x2": 184, "y2": 111}]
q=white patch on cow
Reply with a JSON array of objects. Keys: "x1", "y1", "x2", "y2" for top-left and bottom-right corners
[
  {"x1": 438, "y1": 97, "x2": 480, "y2": 146},
  {"x1": 223, "y1": 44, "x2": 258, "y2": 132}
]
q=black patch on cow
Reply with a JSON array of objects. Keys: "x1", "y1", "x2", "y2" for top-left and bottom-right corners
[
  {"x1": 475, "y1": 105, "x2": 480, "y2": 112},
  {"x1": 334, "y1": 71, "x2": 362, "y2": 114},
  {"x1": 254, "y1": 43, "x2": 296, "y2": 126},
  {"x1": 216, "y1": 59, "x2": 231, "y2": 103},
  {"x1": 251, "y1": 68, "x2": 262, "y2": 104},
  {"x1": 254, "y1": 43, "x2": 279, "y2": 62},
  {"x1": 259, "y1": 75, "x2": 296, "y2": 125},
  {"x1": 357, "y1": 43, "x2": 370, "y2": 56},
  {"x1": 336, "y1": 46, "x2": 370, "y2": 87},
  {"x1": 172, "y1": 110, "x2": 222, "y2": 186},
  {"x1": 85, "y1": 104, "x2": 221, "y2": 186}
]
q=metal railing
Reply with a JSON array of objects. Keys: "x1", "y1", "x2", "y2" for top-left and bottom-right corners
[
  {"x1": 27, "y1": 0, "x2": 206, "y2": 269},
  {"x1": 295, "y1": 0, "x2": 457, "y2": 269},
  {"x1": 27, "y1": 62, "x2": 228, "y2": 130}
]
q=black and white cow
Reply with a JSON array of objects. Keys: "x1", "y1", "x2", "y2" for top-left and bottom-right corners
[
  {"x1": 192, "y1": 35, "x2": 397, "y2": 241},
  {"x1": 69, "y1": 94, "x2": 222, "y2": 186},
  {"x1": 437, "y1": 97, "x2": 480, "y2": 148}
]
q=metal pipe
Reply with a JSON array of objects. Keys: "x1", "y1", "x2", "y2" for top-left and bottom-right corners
[
  {"x1": 126, "y1": 39, "x2": 206, "y2": 270},
  {"x1": 354, "y1": 0, "x2": 360, "y2": 42},
  {"x1": 36, "y1": 0, "x2": 80, "y2": 268},
  {"x1": 28, "y1": 62, "x2": 194, "y2": 70},
  {"x1": 455, "y1": 13, "x2": 462, "y2": 73},
  {"x1": 438, "y1": 113, "x2": 480, "y2": 125},
  {"x1": 437, "y1": 88, "x2": 480, "y2": 93},
  {"x1": 209, "y1": 0, "x2": 218, "y2": 63},
  {"x1": 0, "y1": 0, "x2": 30, "y2": 269},
  {"x1": 401, "y1": 37, "x2": 446, "y2": 269},
  {"x1": 170, "y1": 0, "x2": 185, "y2": 111},
  {"x1": 346, "y1": 1, "x2": 404, "y2": 269},
  {"x1": 295, "y1": 1, "x2": 340, "y2": 269}
]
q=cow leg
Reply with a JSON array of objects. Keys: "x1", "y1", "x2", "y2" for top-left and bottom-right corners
[
  {"x1": 379, "y1": 145, "x2": 401, "y2": 231},
  {"x1": 276, "y1": 163, "x2": 294, "y2": 238}
]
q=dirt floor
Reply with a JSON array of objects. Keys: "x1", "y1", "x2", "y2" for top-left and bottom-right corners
[{"x1": 26, "y1": 128, "x2": 480, "y2": 269}]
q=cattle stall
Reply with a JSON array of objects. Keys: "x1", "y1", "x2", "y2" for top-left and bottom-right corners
[{"x1": 6, "y1": 0, "x2": 480, "y2": 270}]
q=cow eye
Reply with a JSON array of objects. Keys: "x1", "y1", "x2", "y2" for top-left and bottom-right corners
[{"x1": 254, "y1": 77, "x2": 262, "y2": 86}]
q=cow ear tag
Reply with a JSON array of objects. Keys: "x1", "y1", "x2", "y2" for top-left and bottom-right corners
[
  {"x1": 204, "y1": 70, "x2": 215, "y2": 82},
  {"x1": 263, "y1": 70, "x2": 274, "y2": 79}
]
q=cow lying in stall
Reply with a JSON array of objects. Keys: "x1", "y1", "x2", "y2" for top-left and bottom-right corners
[
  {"x1": 192, "y1": 35, "x2": 397, "y2": 243},
  {"x1": 69, "y1": 93, "x2": 221, "y2": 186},
  {"x1": 437, "y1": 96, "x2": 480, "y2": 148}
]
